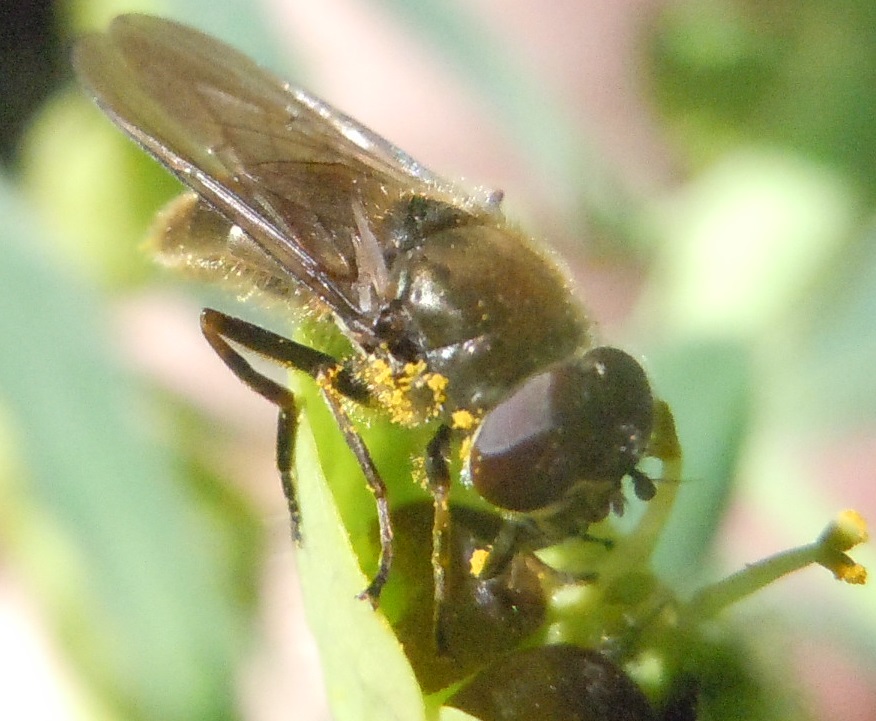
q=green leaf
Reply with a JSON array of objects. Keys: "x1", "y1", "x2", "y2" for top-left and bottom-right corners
[
  {"x1": 439, "y1": 708, "x2": 482, "y2": 721},
  {"x1": 647, "y1": 340, "x2": 753, "y2": 585},
  {"x1": 294, "y1": 409, "x2": 426, "y2": 721}
]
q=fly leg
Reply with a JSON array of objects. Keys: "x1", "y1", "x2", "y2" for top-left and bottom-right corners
[
  {"x1": 479, "y1": 519, "x2": 527, "y2": 579},
  {"x1": 424, "y1": 424, "x2": 452, "y2": 653},
  {"x1": 318, "y1": 385, "x2": 392, "y2": 606},
  {"x1": 199, "y1": 308, "x2": 393, "y2": 606}
]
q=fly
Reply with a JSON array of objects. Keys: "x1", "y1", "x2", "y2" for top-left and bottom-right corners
[{"x1": 73, "y1": 15, "x2": 659, "y2": 628}]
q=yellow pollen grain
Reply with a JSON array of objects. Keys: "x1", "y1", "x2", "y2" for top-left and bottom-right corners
[
  {"x1": 425, "y1": 373, "x2": 449, "y2": 412},
  {"x1": 357, "y1": 356, "x2": 451, "y2": 427},
  {"x1": 426, "y1": 373, "x2": 449, "y2": 393},
  {"x1": 370, "y1": 359, "x2": 394, "y2": 386},
  {"x1": 317, "y1": 364, "x2": 341, "y2": 392},
  {"x1": 452, "y1": 409, "x2": 477, "y2": 430},
  {"x1": 411, "y1": 455, "x2": 428, "y2": 489},
  {"x1": 469, "y1": 548, "x2": 489, "y2": 577},
  {"x1": 403, "y1": 360, "x2": 427, "y2": 377},
  {"x1": 459, "y1": 434, "x2": 473, "y2": 462}
]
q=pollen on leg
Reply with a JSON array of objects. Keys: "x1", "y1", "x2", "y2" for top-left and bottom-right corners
[{"x1": 355, "y1": 357, "x2": 450, "y2": 426}]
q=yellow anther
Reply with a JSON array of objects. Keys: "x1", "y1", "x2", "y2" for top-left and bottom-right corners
[{"x1": 820, "y1": 509, "x2": 869, "y2": 552}]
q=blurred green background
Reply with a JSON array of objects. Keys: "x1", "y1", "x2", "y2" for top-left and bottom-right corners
[{"x1": 0, "y1": 0, "x2": 874, "y2": 719}]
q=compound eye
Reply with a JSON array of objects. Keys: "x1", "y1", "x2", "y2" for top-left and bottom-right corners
[{"x1": 467, "y1": 347, "x2": 654, "y2": 513}]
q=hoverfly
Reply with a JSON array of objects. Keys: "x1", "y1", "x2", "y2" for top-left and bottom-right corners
[{"x1": 73, "y1": 14, "x2": 658, "y2": 620}]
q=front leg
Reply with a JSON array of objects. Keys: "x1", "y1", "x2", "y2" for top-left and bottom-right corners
[
  {"x1": 200, "y1": 308, "x2": 393, "y2": 606},
  {"x1": 318, "y1": 381, "x2": 393, "y2": 607}
]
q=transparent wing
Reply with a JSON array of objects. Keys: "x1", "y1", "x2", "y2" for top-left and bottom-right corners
[{"x1": 73, "y1": 14, "x2": 480, "y2": 334}]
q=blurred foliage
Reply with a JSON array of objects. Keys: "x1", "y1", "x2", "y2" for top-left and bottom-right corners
[
  {"x1": 650, "y1": 0, "x2": 876, "y2": 202},
  {"x1": 0, "y1": 174, "x2": 262, "y2": 721},
  {"x1": 0, "y1": 0, "x2": 873, "y2": 720}
]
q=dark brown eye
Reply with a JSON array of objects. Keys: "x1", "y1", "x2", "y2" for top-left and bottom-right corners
[
  {"x1": 447, "y1": 644, "x2": 658, "y2": 721},
  {"x1": 467, "y1": 347, "x2": 654, "y2": 513}
]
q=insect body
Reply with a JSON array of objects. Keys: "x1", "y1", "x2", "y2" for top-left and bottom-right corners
[
  {"x1": 74, "y1": 14, "x2": 657, "y2": 612},
  {"x1": 447, "y1": 644, "x2": 662, "y2": 721},
  {"x1": 386, "y1": 502, "x2": 547, "y2": 692}
]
